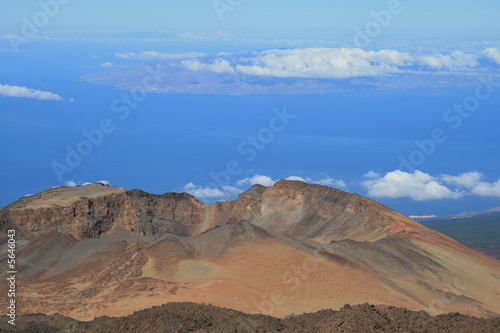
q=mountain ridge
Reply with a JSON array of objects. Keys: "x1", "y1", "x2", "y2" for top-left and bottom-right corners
[
  {"x1": 2, "y1": 180, "x2": 424, "y2": 243},
  {"x1": 1, "y1": 180, "x2": 499, "y2": 320},
  {"x1": 412, "y1": 207, "x2": 500, "y2": 222}
]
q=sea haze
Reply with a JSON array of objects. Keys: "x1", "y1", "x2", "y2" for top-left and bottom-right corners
[{"x1": 1, "y1": 41, "x2": 499, "y2": 216}]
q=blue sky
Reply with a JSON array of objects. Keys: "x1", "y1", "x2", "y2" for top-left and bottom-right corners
[
  {"x1": 1, "y1": 0, "x2": 500, "y2": 36},
  {"x1": 0, "y1": 0, "x2": 499, "y2": 216}
]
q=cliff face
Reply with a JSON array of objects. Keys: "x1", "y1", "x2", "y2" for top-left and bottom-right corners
[
  {"x1": 2, "y1": 185, "x2": 140, "y2": 239},
  {"x1": 1, "y1": 180, "x2": 421, "y2": 243},
  {"x1": 233, "y1": 180, "x2": 418, "y2": 242},
  {"x1": 1, "y1": 180, "x2": 499, "y2": 321},
  {"x1": 126, "y1": 189, "x2": 208, "y2": 237}
]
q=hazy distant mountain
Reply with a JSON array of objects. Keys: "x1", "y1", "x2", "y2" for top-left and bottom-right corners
[
  {"x1": 1, "y1": 180, "x2": 499, "y2": 321},
  {"x1": 452, "y1": 207, "x2": 500, "y2": 219},
  {"x1": 413, "y1": 207, "x2": 500, "y2": 221},
  {"x1": 415, "y1": 209, "x2": 500, "y2": 260}
]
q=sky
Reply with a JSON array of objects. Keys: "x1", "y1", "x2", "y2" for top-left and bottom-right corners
[
  {"x1": 1, "y1": 0, "x2": 500, "y2": 37},
  {"x1": 2, "y1": 1, "x2": 500, "y2": 51},
  {"x1": 1, "y1": 1, "x2": 499, "y2": 216}
]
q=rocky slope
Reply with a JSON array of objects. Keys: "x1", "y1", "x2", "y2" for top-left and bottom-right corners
[
  {"x1": 1, "y1": 181, "x2": 424, "y2": 242},
  {"x1": 1, "y1": 302, "x2": 499, "y2": 333},
  {"x1": 0, "y1": 181, "x2": 499, "y2": 321}
]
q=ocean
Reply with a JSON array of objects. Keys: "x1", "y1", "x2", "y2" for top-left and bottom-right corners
[{"x1": 1, "y1": 41, "x2": 499, "y2": 215}]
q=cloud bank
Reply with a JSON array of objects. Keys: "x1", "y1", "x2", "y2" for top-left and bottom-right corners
[
  {"x1": 441, "y1": 171, "x2": 500, "y2": 198},
  {"x1": 182, "y1": 59, "x2": 236, "y2": 74},
  {"x1": 236, "y1": 175, "x2": 276, "y2": 187},
  {"x1": 178, "y1": 48, "x2": 494, "y2": 80},
  {"x1": 183, "y1": 48, "x2": 416, "y2": 79},
  {"x1": 183, "y1": 182, "x2": 243, "y2": 199},
  {"x1": 183, "y1": 174, "x2": 347, "y2": 200},
  {"x1": 0, "y1": 84, "x2": 67, "y2": 101},
  {"x1": 484, "y1": 48, "x2": 500, "y2": 65},
  {"x1": 418, "y1": 51, "x2": 478, "y2": 70},
  {"x1": 63, "y1": 180, "x2": 110, "y2": 187},
  {"x1": 185, "y1": 169, "x2": 500, "y2": 202},
  {"x1": 235, "y1": 48, "x2": 415, "y2": 79},
  {"x1": 362, "y1": 170, "x2": 463, "y2": 201},
  {"x1": 85, "y1": 47, "x2": 500, "y2": 95},
  {"x1": 285, "y1": 176, "x2": 347, "y2": 189},
  {"x1": 363, "y1": 170, "x2": 500, "y2": 201}
]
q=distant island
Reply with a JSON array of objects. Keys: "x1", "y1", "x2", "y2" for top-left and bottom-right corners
[{"x1": 81, "y1": 48, "x2": 500, "y2": 95}]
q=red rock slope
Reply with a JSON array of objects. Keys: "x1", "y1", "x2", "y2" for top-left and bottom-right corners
[{"x1": 0, "y1": 181, "x2": 499, "y2": 320}]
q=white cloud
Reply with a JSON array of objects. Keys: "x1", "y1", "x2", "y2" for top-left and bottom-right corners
[
  {"x1": 471, "y1": 179, "x2": 500, "y2": 198},
  {"x1": 64, "y1": 180, "x2": 110, "y2": 188},
  {"x1": 184, "y1": 173, "x2": 348, "y2": 202},
  {"x1": 362, "y1": 170, "x2": 463, "y2": 201},
  {"x1": 363, "y1": 171, "x2": 381, "y2": 179},
  {"x1": 316, "y1": 177, "x2": 347, "y2": 188},
  {"x1": 183, "y1": 183, "x2": 227, "y2": 199},
  {"x1": 222, "y1": 185, "x2": 243, "y2": 195},
  {"x1": 214, "y1": 174, "x2": 349, "y2": 193},
  {"x1": 179, "y1": 48, "x2": 486, "y2": 80},
  {"x1": 0, "y1": 84, "x2": 66, "y2": 101},
  {"x1": 483, "y1": 48, "x2": 500, "y2": 65},
  {"x1": 441, "y1": 171, "x2": 482, "y2": 188},
  {"x1": 116, "y1": 51, "x2": 206, "y2": 60},
  {"x1": 182, "y1": 183, "x2": 242, "y2": 201},
  {"x1": 184, "y1": 182, "x2": 197, "y2": 190},
  {"x1": 233, "y1": 48, "x2": 413, "y2": 79},
  {"x1": 181, "y1": 59, "x2": 236, "y2": 74},
  {"x1": 235, "y1": 174, "x2": 347, "y2": 189},
  {"x1": 286, "y1": 175, "x2": 347, "y2": 189},
  {"x1": 363, "y1": 170, "x2": 500, "y2": 201},
  {"x1": 286, "y1": 176, "x2": 306, "y2": 182},
  {"x1": 418, "y1": 51, "x2": 477, "y2": 70},
  {"x1": 438, "y1": 172, "x2": 500, "y2": 198},
  {"x1": 236, "y1": 175, "x2": 276, "y2": 187},
  {"x1": 100, "y1": 62, "x2": 113, "y2": 67}
]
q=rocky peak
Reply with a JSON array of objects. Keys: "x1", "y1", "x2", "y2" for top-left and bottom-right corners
[
  {"x1": 2, "y1": 181, "x2": 499, "y2": 320},
  {"x1": 1, "y1": 180, "x2": 418, "y2": 243}
]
